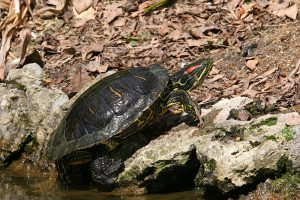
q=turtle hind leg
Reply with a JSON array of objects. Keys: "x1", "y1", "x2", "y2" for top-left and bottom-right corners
[
  {"x1": 90, "y1": 155, "x2": 124, "y2": 190},
  {"x1": 55, "y1": 158, "x2": 71, "y2": 188},
  {"x1": 164, "y1": 90, "x2": 203, "y2": 125},
  {"x1": 56, "y1": 151, "x2": 93, "y2": 188}
]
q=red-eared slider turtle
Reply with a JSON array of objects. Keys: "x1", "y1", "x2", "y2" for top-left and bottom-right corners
[{"x1": 48, "y1": 59, "x2": 213, "y2": 188}]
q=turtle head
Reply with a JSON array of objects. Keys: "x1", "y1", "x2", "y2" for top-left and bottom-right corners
[{"x1": 170, "y1": 59, "x2": 213, "y2": 90}]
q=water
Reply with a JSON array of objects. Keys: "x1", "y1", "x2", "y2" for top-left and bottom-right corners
[{"x1": 0, "y1": 169, "x2": 205, "y2": 200}]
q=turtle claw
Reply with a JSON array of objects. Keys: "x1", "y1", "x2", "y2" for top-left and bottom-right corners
[{"x1": 197, "y1": 119, "x2": 205, "y2": 128}]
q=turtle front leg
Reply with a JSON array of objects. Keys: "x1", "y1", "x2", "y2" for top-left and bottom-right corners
[{"x1": 164, "y1": 90, "x2": 203, "y2": 125}]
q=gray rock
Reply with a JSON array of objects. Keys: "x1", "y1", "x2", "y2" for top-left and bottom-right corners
[
  {"x1": 117, "y1": 125, "x2": 198, "y2": 184},
  {"x1": 194, "y1": 112, "x2": 300, "y2": 192},
  {"x1": 201, "y1": 96, "x2": 254, "y2": 124},
  {"x1": 0, "y1": 85, "x2": 29, "y2": 163},
  {"x1": 2, "y1": 64, "x2": 300, "y2": 197},
  {"x1": 6, "y1": 63, "x2": 44, "y2": 88},
  {"x1": 0, "y1": 63, "x2": 68, "y2": 167},
  {"x1": 116, "y1": 97, "x2": 300, "y2": 194}
]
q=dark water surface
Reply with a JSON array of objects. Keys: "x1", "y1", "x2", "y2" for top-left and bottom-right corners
[{"x1": 0, "y1": 169, "x2": 205, "y2": 200}]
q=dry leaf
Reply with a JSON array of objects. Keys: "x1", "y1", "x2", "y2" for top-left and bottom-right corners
[
  {"x1": 186, "y1": 39, "x2": 207, "y2": 47},
  {"x1": 72, "y1": 18, "x2": 91, "y2": 27},
  {"x1": 114, "y1": 18, "x2": 126, "y2": 27},
  {"x1": 168, "y1": 29, "x2": 182, "y2": 41},
  {"x1": 227, "y1": 0, "x2": 242, "y2": 11},
  {"x1": 84, "y1": 58, "x2": 108, "y2": 73},
  {"x1": 18, "y1": 29, "x2": 31, "y2": 67},
  {"x1": 0, "y1": 0, "x2": 10, "y2": 9},
  {"x1": 199, "y1": 93, "x2": 212, "y2": 104},
  {"x1": 0, "y1": 63, "x2": 4, "y2": 80},
  {"x1": 0, "y1": 0, "x2": 31, "y2": 80},
  {"x1": 268, "y1": 0, "x2": 290, "y2": 11},
  {"x1": 246, "y1": 59, "x2": 259, "y2": 70},
  {"x1": 255, "y1": 67, "x2": 277, "y2": 79},
  {"x1": 240, "y1": 2, "x2": 257, "y2": 19},
  {"x1": 73, "y1": 0, "x2": 93, "y2": 14},
  {"x1": 210, "y1": 67, "x2": 220, "y2": 75},
  {"x1": 276, "y1": 4, "x2": 298, "y2": 19},
  {"x1": 256, "y1": 0, "x2": 269, "y2": 8},
  {"x1": 207, "y1": 74, "x2": 224, "y2": 83},
  {"x1": 189, "y1": 28, "x2": 203, "y2": 39},
  {"x1": 73, "y1": 6, "x2": 96, "y2": 20},
  {"x1": 103, "y1": 4, "x2": 123, "y2": 23},
  {"x1": 242, "y1": 89, "x2": 259, "y2": 98},
  {"x1": 236, "y1": 7, "x2": 245, "y2": 19},
  {"x1": 295, "y1": 0, "x2": 300, "y2": 8},
  {"x1": 34, "y1": 0, "x2": 66, "y2": 18},
  {"x1": 69, "y1": 68, "x2": 93, "y2": 93},
  {"x1": 131, "y1": 0, "x2": 156, "y2": 17},
  {"x1": 81, "y1": 44, "x2": 104, "y2": 61}
]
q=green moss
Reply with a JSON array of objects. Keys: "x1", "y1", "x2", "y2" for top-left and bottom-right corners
[
  {"x1": 212, "y1": 125, "x2": 245, "y2": 141},
  {"x1": 244, "y1": 101, "x2": 277, "y2": 116},
  {"x1": 271, "y1": 173, "x2": 300, "y2": 197},
  {"x1": 276, "y1": 156, "x2": 293, "y2": 173},
  {"x1": 265, "y1": 135, "x2": 277, "y2": 141},
  {"x1": 247, "y1": 173, "x2": 300, "y2": 199},
  {"x1": 206, "y1": 159, "x2": 217, "y2": 172},
  {"x1": 250, "y1": 117, "x2": 278, "y2": 130},
  {"x1": 24, "y1": 137, "x2": 39, "y2": 154},
  {"x1": 249, "y1": 140, "x2": 261, "y2": 147},
  {"x1": 282, "y1": 125, "x2": 295, "y2": 141},
  {"x1": 144, "y1": 0, "x2": 175, "y2": 13},
  {"x1": 6, "y1": 80, "x2": 26, "y2": 91}
]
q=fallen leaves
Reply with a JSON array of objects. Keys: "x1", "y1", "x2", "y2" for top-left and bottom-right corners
[
  {"x1": 0, "y1": 0, "x2": 299, "y2": 109},
  {"x1": 103, "y1": 3, "x2": 124, "y2": 24},
  {"x1": 73, "y1": 0, "x2": 93, "y2": 14},
  {"x1": 227, "y1": 0, "x2": 299, "y2": 20},
  {"x1": 0, "y1": 0, "x2": 32, "y2": 80},
  {"x1": 246, "y1": 59, "x2": 259, "y2": 70},
  {"x1": 81, "y1": 43, "x2": 104, "y2": 61},
  {"x1": 242, "y1": 89, "x2": 259, "y2": 98},
  {"x1": 34, "y1": 0, "x2": 66, "y2": 19},
  {"x1": 276, "y1": 4, "x2": 298, "y2": 19},
  {"x1": 167, "y1": 29, "x2": 182, "y2": 41},
  {"x1": 84, "y1": 57, "x2": 108, "y2": 73},
  {"x1": 73, "y1": 6, "x2": 95, "y2": 20},
  {"x1": 186, "y1": 39, "x2": 207, "y2": 47},
  {"x1": 69, "y1": 67, "x2": 93, "y2": 94},
  {"x1": 131, "y1": 0, "x2": 156, "y2": 17}
]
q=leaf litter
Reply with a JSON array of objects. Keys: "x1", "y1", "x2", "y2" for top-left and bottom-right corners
[{"x1": 0, "y1": 0, "x2": 299, "y2": 109}]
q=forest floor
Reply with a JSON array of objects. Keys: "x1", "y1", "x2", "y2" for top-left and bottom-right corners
[{"x1": 0, "y1": 0, "x2": 300, "y2": 109}]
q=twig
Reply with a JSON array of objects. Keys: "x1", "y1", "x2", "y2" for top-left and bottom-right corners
[
  {"x1": 279, "y1": 59, "x2": 300, "y2": 87},
  {"x1": 288, "y1": 59, "x2": 300, "y2": 80}
]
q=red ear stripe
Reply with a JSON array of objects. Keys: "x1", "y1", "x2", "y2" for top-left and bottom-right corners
[{"x1": 184, "y1": 64, "x2": 202, "y2": 75}]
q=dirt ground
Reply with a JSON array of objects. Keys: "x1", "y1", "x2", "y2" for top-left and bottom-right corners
[{"x1": 1, "y1": 0, "x2": 300, "y2": 109}]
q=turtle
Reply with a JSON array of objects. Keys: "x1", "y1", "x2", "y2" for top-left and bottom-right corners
[{"x1": 48, "y1": 59, "x2": 213, "y2": 188}]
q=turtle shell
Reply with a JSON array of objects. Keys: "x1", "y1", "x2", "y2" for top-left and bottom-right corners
[{"x1": 48, "y1": 64, "x2": 169, "y2": 160}]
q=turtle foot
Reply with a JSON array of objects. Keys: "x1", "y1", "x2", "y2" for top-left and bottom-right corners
[{"x1": 90, "y1": 155, "x2": 124, "y2": 190}]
